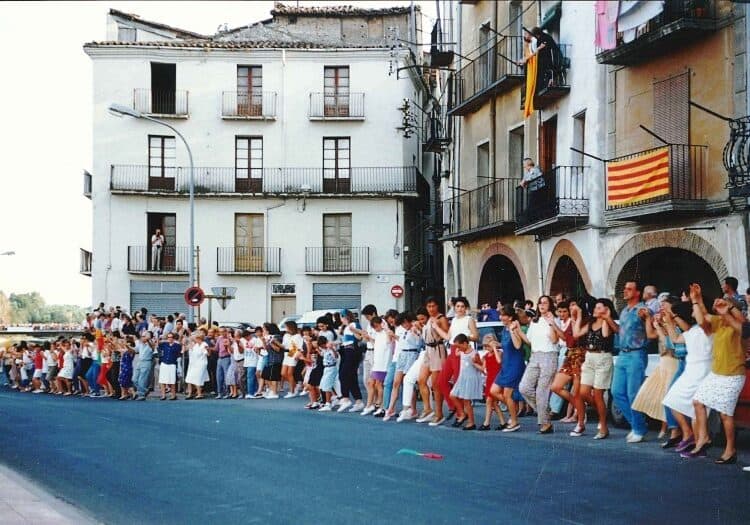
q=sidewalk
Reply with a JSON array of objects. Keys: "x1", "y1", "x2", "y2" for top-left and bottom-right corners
[{"x1": 0, "y1": 463, "x2": 98, "y2": 524}]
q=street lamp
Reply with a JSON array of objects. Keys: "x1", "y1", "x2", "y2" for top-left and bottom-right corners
[{"x1": 108, "y1": 103, "x2": 196, "y2": 323}]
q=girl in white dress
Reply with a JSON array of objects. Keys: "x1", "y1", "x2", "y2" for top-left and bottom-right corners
[
  {"x1": 185, "y1": 334, "x2": 209, "y2": 399},
  {"x1": 661, "y1": 303, "x2": 713, "y2": 453}
]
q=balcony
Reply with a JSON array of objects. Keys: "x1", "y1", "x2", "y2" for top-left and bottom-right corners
[
  {"x1": 309, "y1": 93, "x2": 365, "y2": 120},
  {"x1": 520, "y1": 44, "x2": 571, "y2": 111},
  {"x1": 110, "y1": 165, "x2": 418, "y2": 196},
  {"x1": 515, "y1": 166, "x2": 589, "y2": 235},
  {"x1": 133, "y1": 89, "x2": 189, "y2": 118},
  {"x1": 726, "y1": 115, "x2": 750, "y2": 198},
  {"x1": 423, "y1": 106, "x2": 450, "y2": 153},
  {"x1": 305, "y1": 247, "x2": 369, "y2": 274},
  {"x1": 83, "y1": 171, "x2": 92, "y2": 199},
  {"x1": 221, "y1": 91, "x2": 277, "y2": 120},
  {"x1": 216, "y1": 247, "x2": 281, "y2": 274},
  {"x1": 604, "y1": 144, "x2": 707, "y2": 222},
  {"x1": 127, "y1": 246, "x2": 190, "y2": 274},
  {"x1": 440, "y1": 179, "x2": 517, "y2": 241},
  {"x1": 449, "y1": 36, "x2": 525, "y2": 116},
  {"x1": 596, "y1": 1, "x2": 718, "y2": 66},
  {"x1": 79, "y1": 249, "x2": 92, "y2": 276}
]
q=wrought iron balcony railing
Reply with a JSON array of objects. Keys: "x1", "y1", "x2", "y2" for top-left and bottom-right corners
[
  {"x1": 127, "y1": 245, "x2": 190, "y2": 273},
  {"x1": 441, "y1": 178, "x2": 517, "y2": 239},
  {"x1": 110, "y1": 165, "x2": 418, "y2": 195},
  {"x1": 133, "y1": 89, "x2": 189, "y2": 117},
  {"x1": 216, "y1": 247, "x2": 281, "y2": 274},
  {"x1": 305, "y1": 247, "x2": 369, "y2": 273},
  {"x1": 309, "y1": 92, "x2": 365, "y2": 119},
  {"x1": 515, "y1": 166, "x2": 588, "y2": 233},
  {"x1": 221, "y1": 91, "x2": 277, "y2": 119}
]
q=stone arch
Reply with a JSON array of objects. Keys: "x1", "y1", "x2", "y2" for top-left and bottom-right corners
[
  {"x1": 446, "y1": 255, "x2": 456, "y2": 299},
  {"x1": 477, "y1": 243, "x2": 529, "y2": 305},
  {"x1": 545, "y1": 239, "x2": 593, "y2": 296},
  {"x1": 607, "y1": 230, "x2": 728, "y2": 297}
]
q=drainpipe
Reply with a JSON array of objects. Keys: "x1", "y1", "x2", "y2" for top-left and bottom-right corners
[
  {"x1": 489, "y1": 1, "x2": 498, "y2": 184},
  {"x1": 536, "y1": 235, "x2": 544, "y2": 296},
  {"x1": 455, "y1": 0, "x2": 463, "y2": 298}
]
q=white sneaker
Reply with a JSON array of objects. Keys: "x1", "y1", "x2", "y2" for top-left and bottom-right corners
[
  {"x1": 298, "y1": 390, "x2": 307, "y2": 397},
  {"x1": 265, "y1": 392, "x2": 279, "y2": 399},
  {"x1": 349, "y1": 401, "x2": 365, "y2": 412},
  {"x1": 742, "y1": 466, "x2": 750, "y2": 472},
  {"x1": 626, "y1": 433, "x2": 645, "y2": 443},
  {"x1": 383, "y1": 411, "x2": 396, "y2": 422},
  {"x1": 397, "y1": 408, "x2": 416, "y2": 422},
  {"x1": 428, "y1": 415, "x2": 447, "y2": 427},
  {"x1": 626, "y1": 431, "x2": 634, "y2": 441},
  {"x1": 337, "y1": 399, "x2": 353, "y2": 413},
  {"x1": 373, "y1": 408, "x2": 385, "y2": 417},
  {"x1": 283, "y1": 393, "x2": 295, "y2": 399},
  {"x1": 244, "y1": 394, "x2": 253, "y2": 399},
  {"x1": 318, "y1": 403, "x2": 332, "y2": 412},
  {"x1": 331, "y1": 396, "x2": 340, "y2": 407},
  {"x1": 416, "y1": 410, "x2": 434, "y2": 423},
  {"x1": 361, "y1": 405, "x2": 376, "y2": 416},
  {"x1": 32, "y1": 389, "x2": 43, "y2": 394}
]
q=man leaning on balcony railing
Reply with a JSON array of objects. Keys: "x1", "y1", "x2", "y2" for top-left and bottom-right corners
[
  {"x1": 519, "y1": 158, "x2": 545, "y2": 219},
  {"x1": 517, "y1": 27, "x2": 564, "y2": 90}
]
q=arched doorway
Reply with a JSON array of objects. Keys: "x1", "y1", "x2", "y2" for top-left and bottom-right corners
[
  {"x1": 549, "y1": 255, "x2": 588, "y2": 300},
  {"x1": 446, "y1": 256, "x2": 456, "y2": 300},
  {"x1": 614, "y1": 247, "x2": 722, "y2": 309},
  {"x1": 478, "y1": 255, "x2": 525, "y2": 307}
]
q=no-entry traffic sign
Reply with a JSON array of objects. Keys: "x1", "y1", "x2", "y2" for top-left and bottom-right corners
[
  {"x1": 390, "y1": 285, "x2": 404, "y2": 299},
  {"x1": 184, "y1": 286, "x2": 205, "y2": 306}
]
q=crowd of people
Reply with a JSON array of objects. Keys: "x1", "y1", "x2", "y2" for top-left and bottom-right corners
[{"x1": 2, "y1": 279, "x2": 749, "y2": 469}]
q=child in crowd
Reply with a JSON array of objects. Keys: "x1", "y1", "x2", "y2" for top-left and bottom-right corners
[
  {"x1": 317, "y1": 336, "x2": 339, "y2": 412},
  {"x1": 449, "y1": 334, "x2": 485, "y2": 430}
]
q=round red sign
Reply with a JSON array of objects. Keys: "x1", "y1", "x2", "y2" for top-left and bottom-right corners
[
  {"x1": 390, "y1": 285, "x2": 404, "y2": 298},
  {"x1": 184, "y1": 286, "x2": 205, "y2": 306}
]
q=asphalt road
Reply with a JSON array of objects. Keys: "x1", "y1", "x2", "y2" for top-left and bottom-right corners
[{"x1": 1, "y1": 390, "x2": 749, "y2": 525}]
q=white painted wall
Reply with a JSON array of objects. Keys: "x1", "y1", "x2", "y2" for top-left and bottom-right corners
[{"x1": 86, "y1": 44, "x2": 422, "y2": 321}]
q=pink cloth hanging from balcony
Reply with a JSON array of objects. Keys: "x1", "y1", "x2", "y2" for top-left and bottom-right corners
[{"x1": 594, "y1": 0, "x2": 619, "y2": 50}]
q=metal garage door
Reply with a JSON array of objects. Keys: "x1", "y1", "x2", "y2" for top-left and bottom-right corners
[
  {"x1": 312, "y1": 282, "x2": 361, "y2": 311},
  {"x1": 130, "y1": 280, "x2": 189, "y2": 316}
]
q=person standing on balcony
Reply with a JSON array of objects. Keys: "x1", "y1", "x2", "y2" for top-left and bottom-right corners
[
  {"x1": 150, "y1": 228, "x2": 164, "y2": 271},
  {"x1": 612, "y1": 280, "x2": 657, "y2": 444}
]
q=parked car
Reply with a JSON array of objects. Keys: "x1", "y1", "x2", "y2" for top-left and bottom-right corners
[
  {"x1": 215, "y1": 321, "x2": 256, "y2": 332},
  {"x1": 277, "y1": 315, "x2": 301, "y2": 328}
]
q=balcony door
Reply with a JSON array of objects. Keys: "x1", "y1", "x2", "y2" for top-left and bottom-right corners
[
  {"x1": 235, "y1": 136, "x2": 263, "y2": 192},
  {"x1": 323, "y1": 213, "x2": 352, "y2": 272},
  {"x1": 540, "y1": 116, "x2": 557, "y2": 172},
  {"x1": 324, "y1": 66, "x2": 350, "y2": 117},
  {"x1": 147, "y1": 213, "x2": 176, "y2": 271},
  {"x1": 235, "y1": 214, "x2": 264, "y2": 272},
  {"x1": 237, "y1": 66, "x2": 262, "y2": 116},
  {"x1": 323, "y1": 137, "x2": 350, "y2": 193},
  {"x1": 148, "y1": 135, "x2": 176, "y2": 191},
  {"x1": 150, "y1": 62, "x2": 176, "y2": 114}
]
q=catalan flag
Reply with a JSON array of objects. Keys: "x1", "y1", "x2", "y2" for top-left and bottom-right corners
[{"x1": 607, "y1": 147, "x2": 670, "y2": 206}]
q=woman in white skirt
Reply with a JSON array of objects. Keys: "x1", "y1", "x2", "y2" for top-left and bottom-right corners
[
  {"x1": 686, "y1": 285, "x2": 747, "y2": 464},
  {"x1": 184, "y1": 334, "x2": 209, "y2": 399},
  {"x1": 661, "y1": 302, "x2": 713, "y2": 454},
  {"x1": 449, "y1": 334, "x2": 485, "y2": 430}
]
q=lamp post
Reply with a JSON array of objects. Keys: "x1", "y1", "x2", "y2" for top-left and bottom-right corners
[{"x1": 109, "y1": 103, "x2": 196, "y2": 323}]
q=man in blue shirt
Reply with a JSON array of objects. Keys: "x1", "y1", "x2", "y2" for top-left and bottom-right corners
[{"x1": 612, "y1": 280, "x2": 657, "y2": 443}]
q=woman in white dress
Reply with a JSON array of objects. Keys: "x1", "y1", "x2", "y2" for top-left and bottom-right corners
[
  {"x1": 661, "y1": 301, "x2": 713, "y2": 454},
  {"x1": 184, "y1": 334, "x2": 209, "y2": 399}
]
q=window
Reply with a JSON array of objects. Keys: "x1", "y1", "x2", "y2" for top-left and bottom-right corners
[
  {"x1": 509, "y1": 125, "x2": 525, "y2": 178},
  {"x1": 118, "y1": 26, "x2": 136, "y2": 42},
  {"x1": 323, "y1": 137, "x2": 351, "y2": 193},
  {"x1": 478, "y1": 25, "x2": 492, "y2": 88},
  {"x1": 235, "y1": 214, "x2": 264, "y2": 271},
  {"x1": 572, "y1": 111, "x2": 586, "y2": 166},
  {"x1": 272, "y1": 283, "x2": 296, "y2": 295},
  {"x1": 148, "y1": 135, "x2": 176, "y2": 190},
  {"x1": 653, "y1": 71, "x2": 689, "y2": 145},
  {"x1": 235, "y1": 137, "x2": 263, "y2": 192},
  {"x1": 540, "y1": 116, "x2": 557, "y2": 172},
  {"x1": 509, "y1": 2, "x2": 523, "y2": 36},
  {"x1": 477, "y1": 142, "x2": 490, "y2": 181},
  {"x1": 323, "y1": 214, "x2": 352, "y2": 272},
  {"x1": 237, "y1": 66, "x2": 262, "y2": 116},
  {"x1": 150, "y1": 63, "x2": 176, "y2": 114},
  {"x1": 324, "y1": 66, "x2": 350, "y2": 116},
  {"x1": 146, "y1": 213, "x2": 176, "y2": 271}
]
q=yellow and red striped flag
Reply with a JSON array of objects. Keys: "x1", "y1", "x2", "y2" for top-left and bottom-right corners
[{"x1": 607, "y1": 147, "x2": 670, "y2": 206}]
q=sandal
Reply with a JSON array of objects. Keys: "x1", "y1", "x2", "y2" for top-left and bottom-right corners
[
  {"x1": 478, "y1": 424, "x2": 491, "y2": 431},
  {"x1": 160, "y1": 396, "x2": 167, "y2": 401},
  {"x1": 451, "y1": 417, "x2": 467, "y2": 428},
  {"x1": 462, "y1": 424, "x2": 476, "y2": 431},
  {"x1": 594, "y1": 431, "x2": 609, "y2": 440},
  {"x1": 195, "y1": 395, "x2": 204, "y2": 399}
]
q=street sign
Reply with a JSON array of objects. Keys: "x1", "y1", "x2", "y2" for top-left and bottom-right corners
[
  {"x1": 184, "y1": 286, "x2": 205, "y2": 306},
  {"x1": 211, "y1": 286, "x2": 237, "y2": 310},
  {"x1": 390, "y1": 285, "x2": 404, "y2": 298}
]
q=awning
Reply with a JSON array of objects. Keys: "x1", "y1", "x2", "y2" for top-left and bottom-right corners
[{"x1": 541, "y1": 1, "x2": 562, "y2": 30}]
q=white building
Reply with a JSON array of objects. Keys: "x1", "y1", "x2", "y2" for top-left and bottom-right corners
[{"x1": 82, "y1": 5, "x2": 431, "y2": 323}]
